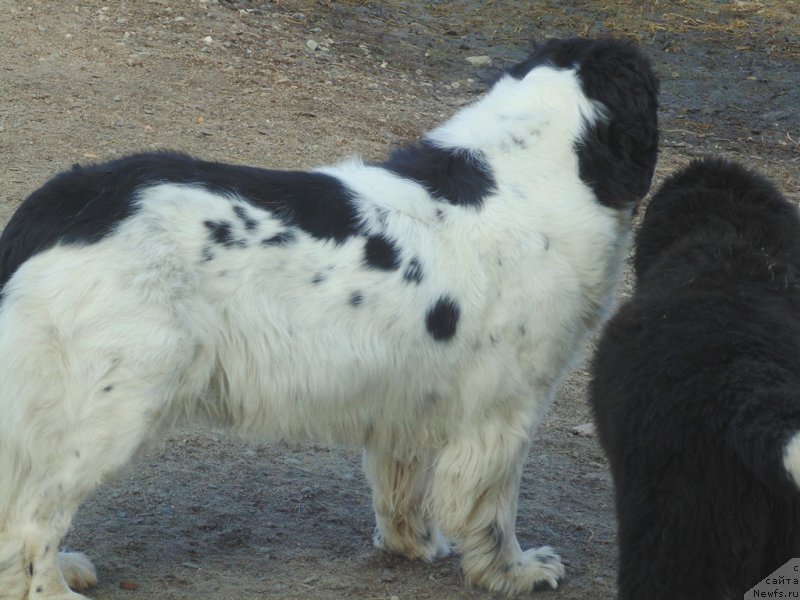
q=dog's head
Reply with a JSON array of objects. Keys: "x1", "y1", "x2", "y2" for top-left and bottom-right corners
[
  {"x1": 508, "y1": 38, "x2": 660, "y2": 211},
  {"x1": 634, "y1": 157, "x2": 800, "y2": 281}
]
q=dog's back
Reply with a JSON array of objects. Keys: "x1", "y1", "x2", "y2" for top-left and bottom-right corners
[{"x1": 590, "y1": 157, "x2": 800, "y2": 599}]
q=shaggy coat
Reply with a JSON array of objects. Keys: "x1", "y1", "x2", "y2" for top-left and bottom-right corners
[
  {"x1": 0, "y1": 37, "x2": 658, "y2": 599},
  {"x1": 590, "y1": 158, "x2": 800, "y2": 600}
]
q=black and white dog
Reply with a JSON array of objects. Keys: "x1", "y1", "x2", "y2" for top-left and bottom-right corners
[
  {"x1": 590, "y1": 158, "x2": 800, "y2": 599},
  {"x1": 0, "y1": 38, "x2": 658, "y2": 599}
]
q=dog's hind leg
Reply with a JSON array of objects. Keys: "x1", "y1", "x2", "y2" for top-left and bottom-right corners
[
  {"x1": 0, "y1": 295, "x2": 204, "y2": 598},
  {"x1": 430, "y1": 410, "x2": 564, "y2": 595},
  {"x1": 363, "y1": 448, "x2": 450, "y2": 562}
]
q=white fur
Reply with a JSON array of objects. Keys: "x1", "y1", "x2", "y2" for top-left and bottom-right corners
[
  {"x1": 784, "y1": 432, "x2": 800, "y2": 489},
  {"x1": 0, "y1": 67, "x2": 632, "y2": 599}
]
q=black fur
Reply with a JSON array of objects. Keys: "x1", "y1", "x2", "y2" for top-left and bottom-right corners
[
  {"x1": 261, "y1": 231, "x2": 296, "y2": 247},
  {"x1": 403, "y1": 257, "x2": 424, "y2": 285},
  {"x1": 589, "y1": 158, "x2": 800, "y2": 600},
  {"x1": 0, "y1": 152, "x2": 359, "y2": 291},
  {"x1": 425, "y1": 296, "x2": 460, "y2": 342},
  {"x1": 509, "y1": 38, "x2": 659, "y2": 210},
  {"x1": 363, "y1": 234, "x2": 401, "y2": 271},
  {"x1": 205, "y1": 220, "x2": 246, "y2": 248},
  {"x1": 382, "y1": 141, "x2": 496, "y2": 209}
]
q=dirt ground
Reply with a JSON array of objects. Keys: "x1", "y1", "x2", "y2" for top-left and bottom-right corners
[{"x1": 1, "y1": 1, "x2": 798, "y2": 599}]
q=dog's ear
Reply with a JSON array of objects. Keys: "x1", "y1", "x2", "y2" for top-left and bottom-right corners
[{"x1": 575, "y1": 41, "x2": 660, "y2": 210}]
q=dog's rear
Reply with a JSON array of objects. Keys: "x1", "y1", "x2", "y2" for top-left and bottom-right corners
[
  {"x1": 0, "y1": 38, "x2": 658, "y2": 599},
  {"x1": 590, "y1": 158, "x2": 800, "y2": 599}
]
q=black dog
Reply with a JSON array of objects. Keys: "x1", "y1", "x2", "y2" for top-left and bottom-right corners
[{"x1": 590, "y1": 157, "x2": 800, "y2": 599}]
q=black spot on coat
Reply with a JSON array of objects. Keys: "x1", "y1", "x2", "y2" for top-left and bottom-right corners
[
  {"x1": 349, "y1": 291, "x2": 365, "y2": 307},
  {"x1": 403, "y1": 257, "x2": 424, "y2": 284},
  {"x1": 364, "y1": 234, "x2": 400, "y2": 271},
  {"x1": 261, "y1": 230, "x2": 296, "y2": 247},
  {"x1": 425, "y1": 296, "x2": 460, "y2": 341},
  {"x1": 233, "y1": 204, "x2": 259, "y2": 230},
  {"x1": 204, "y1": 220, "x2": 246, "y2": 248}
]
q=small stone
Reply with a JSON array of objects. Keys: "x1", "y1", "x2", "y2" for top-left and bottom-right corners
[
  {"x1": 380, "y1": 569, "x2": 395, "y2": 582},
  {"x1": 119, "y1": 581, "x2": 138, "y2": 590},
  {"x1": 113, "y1": 95, "x2": 122, "y2": 102},
  {"x1": 306, "y1": 39, "x2": 318, "y2": 51},
  {"x1": 126, "y1": 53, "x2": 144, "y2": 67},
  {"x1": 466, "y1": 55, "x2": 491, "y2": 67},
  {"x1": 203, "y1": 35, "x2": 214, "y2": 45},
  {"x1": 570, "y1": 422, "x2": 596, "y2": 437}
]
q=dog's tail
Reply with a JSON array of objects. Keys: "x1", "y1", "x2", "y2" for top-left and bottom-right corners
[{"x1": 727, "y1": 385, "x2": 800, "y2": 493}]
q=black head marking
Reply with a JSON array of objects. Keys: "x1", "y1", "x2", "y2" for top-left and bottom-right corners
[
  {"x1": 233, "y1": 204, "x2": 259, "y2": 231},
  {"x1": 425, "y1": 296, "x2": 460, "y2": 341},
  {"x1": 403, "y1": 257, "x2": 424, "y2": 284},
  {"x1": 364, "y1": 234, "x2": 400, "y2": 271},
  {"x1": 507, "y1": 38, "x2": 659, "y2": 210},
  {"x1": 382, "y1": 141, "x2": 496, "y2": 208},
  {"x1": 262, "y1": 230, "x2": 296, "y2": 247},
  {"x1": 349, "y1": 291, "x2": 365, "y2": 307}
]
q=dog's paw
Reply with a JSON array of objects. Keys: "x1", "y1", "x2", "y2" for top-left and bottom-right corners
[
  {"x1": 59, "y1": 551, "x2": 97, "y2": 591},
  {"x1": 476, "y1": 546, "x2": 565, "y2": 595},
  {"x1": 373, "y1": 526, "x2": 451, "y2": 562}
]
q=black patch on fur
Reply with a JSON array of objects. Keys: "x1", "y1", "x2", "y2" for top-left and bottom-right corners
[
  {"x1": 0, "y1": 152, "x2": 359, "y2": 292},
  {"x1": 261, "y1": 230, "x2": 296, "y2": 247},
  {"x1": 589, "y1": 158, "x2": 800, "y2": 600},
  {"x1": 403, "y1": 257, "x2": 424, "y2": 284},
  {"x1": 35, "y1": 586, "x2": 43, "y2": 594},
  {"x1": 349, "y1": 291, "x2": 364, "y2": 307},
  {"x1": 364, "y1": 234, "x2": 400, "y2": 271},
  {"x1": 28, "y1": 563, "x2": 33, "y2": 576},
  {"x1": 311, "y1": 272, "x2": 326, "y2": 285},
  {"x1": 103, "y1": 385, "x2": 114, "y2": 393},
  {"x1": 204, "y1": 220, "x2": 247, "y2": 248},
  {"x1": 382, "y1": 141, "x2": 496, "y2": 208},
  {"x1": 425, "y1": 296, "x2": 460, "y2": 341},
  {"x1": 507, "y1": 38, "x2": 659, "y2": 210},
  {"x1": 232, "y1": 204, "x2": 259, "y2": 231},
  {"x1": 201, "y1": 246, "x2": 215, "y2": 262}
]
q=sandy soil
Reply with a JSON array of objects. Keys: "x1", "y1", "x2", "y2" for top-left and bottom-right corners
[{"x1": 1, "y1": 1, "x2": 798, "y2": 599}]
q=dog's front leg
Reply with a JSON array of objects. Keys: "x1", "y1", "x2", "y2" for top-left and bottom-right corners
[{"x1": 430, "y1": 412, "x2": 564, "y2": 595}]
